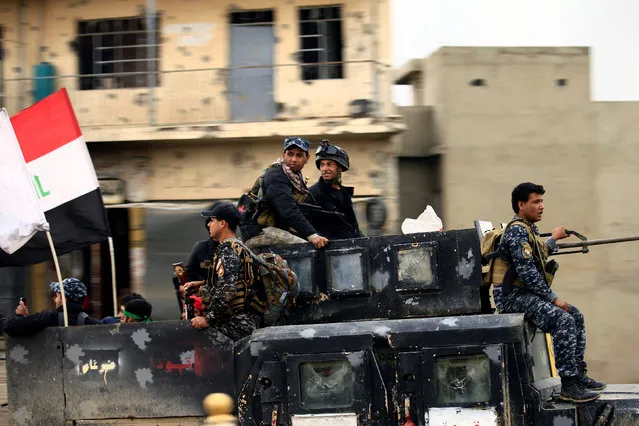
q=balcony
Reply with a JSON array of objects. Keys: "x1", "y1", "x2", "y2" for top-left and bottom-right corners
[{"x1": 2, "y1": 62, "x2": 403, "y2": 142}]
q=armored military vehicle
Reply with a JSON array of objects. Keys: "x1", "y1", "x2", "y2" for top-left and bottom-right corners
[{"x1": 5, "y1": 228, "x2": 638, "y2": 425}]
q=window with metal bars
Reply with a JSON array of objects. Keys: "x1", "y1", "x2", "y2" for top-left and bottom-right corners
[
  {"x1": 76, "y1": 16, "x2": 160, "y2": 90},
  {"x1": 299, "y1": 6, "x2": 343, "y2": 80}
]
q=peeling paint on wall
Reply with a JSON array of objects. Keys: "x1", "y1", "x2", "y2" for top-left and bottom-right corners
[
  {"x1": 131, "y1": 328, "x2": 151, "y2": 350},
  {"x1": 8, "y1": 345, "x2": 29, "y2": 365},
  {"x1": 66, "y1": 344, "x2": 85, "y2": 365},
  {"x1": 135, "y1": 367, "x2": 153, "y2": 388}
]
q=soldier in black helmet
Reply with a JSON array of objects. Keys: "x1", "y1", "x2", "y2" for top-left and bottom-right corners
[{"x1": 304, "y1": 140, "x2": 364, "y2": 240}]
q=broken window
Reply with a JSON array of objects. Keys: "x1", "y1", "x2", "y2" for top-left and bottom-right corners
[
  {"x1": 434, "y1": 355, "x2": 491, "y2": 404},
  {"x1": 77, "y1": 16, "x2": 161, "y2": 90},
  {"x1": 328, "y1": 251, "x2": 366, "y2": 293},
  {"x1": 287, "y1": 256, "x2": 314, "y2": 294},
  {"x1": 394, "y1": 242, "x2": 439, "y2": 291},
  {"x1": 300, "y1": 360, "x2": 354, "y2": 409},
  {"x1": 299, "y1": 6, "x2": 343, "y2": 80}
]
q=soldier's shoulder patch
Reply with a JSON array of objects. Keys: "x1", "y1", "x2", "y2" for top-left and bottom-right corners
[
  {"x1": 216, "y1": 259, "x2": 225, "y2": 277},
  {"x1": 521, "y1": 242, "x2": 533, "y2": 259}
]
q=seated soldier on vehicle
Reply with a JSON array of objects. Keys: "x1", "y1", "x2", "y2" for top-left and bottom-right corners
[
  {"x1": 305, "y1": 140, "x2": 364, "y2": 240},
  {"x1": 120, "y1": 297, "x2": 153, "y2": 324},
  {"x1": 240, "y1": 136, "x2": 329, "y2": 249},
  {"x1": 184, "y1": 203, "x2": 267, "y2": 341},
  {"x1": 4, "y1": 278, "x2": 100, "y2": 336},
  {"x1": 101, "y1": 292, "x2": 145, "y2": 324}
]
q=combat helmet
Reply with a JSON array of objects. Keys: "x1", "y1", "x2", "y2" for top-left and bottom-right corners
[{"x1": 315, "y1": 140, "x2": 350, "y2": 171}]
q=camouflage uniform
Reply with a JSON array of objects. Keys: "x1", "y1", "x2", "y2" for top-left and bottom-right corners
[
  {"x1": 199, "y1": 240, "x2": 263, "y2": 341},
  {"x1": 493, "y1": 218, "x2": 586, "y2": 378}
]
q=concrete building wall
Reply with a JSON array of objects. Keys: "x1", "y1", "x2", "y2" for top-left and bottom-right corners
[
  {"x1": 89, "y1": 137, "x2": 396, "y2": 201},
  {"x1": 0, "y1": 0, "x2": 393, "y2": 129}
]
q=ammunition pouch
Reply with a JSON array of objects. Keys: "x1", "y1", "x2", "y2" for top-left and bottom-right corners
[
  {"x1": 487, "y1": 222, "x2": 558, "y2": 296},
  {"x1": 544, "y1": 259, "x2": 558, "y2": 286}
]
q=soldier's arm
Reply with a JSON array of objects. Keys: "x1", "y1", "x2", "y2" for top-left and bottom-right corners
[
  {"x1": 545, "y1": 237, "x2": 559, "y2": 254},
  {"x1": 503, "y1": 225, "x2": 558, "y2": 302},
  {"x1": 205, "y1": 246, "x2": 240, "y2": 326},
  {"x1": 263, "y1": 170, "x2": 317, "y2": 239}
]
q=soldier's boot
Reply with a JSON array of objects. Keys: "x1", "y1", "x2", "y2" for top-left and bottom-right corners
[
  {"x1": 560, "y1": 376, "x2": 601, "y2": 403},
  {"x1": 578, "y1": 373, "x2": 607, "y2": 391}
]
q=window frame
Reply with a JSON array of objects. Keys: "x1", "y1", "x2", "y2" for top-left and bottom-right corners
[
  {"x1": 298, "y1": 5, "x2": 344, "y2": 81},
  {"x1": 286, "y1": 351, "x2": 369, "y2": 415},
  {"x1": 421, "y1": 345, "x2": 504, "y2": 408},
  {"x1": 76, "y1": 15, "x2": 161, "y2": 91}
]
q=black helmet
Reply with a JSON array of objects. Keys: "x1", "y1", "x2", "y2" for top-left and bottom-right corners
[{"x1": 315, "y1": 140, "x2": 350, "y2": 171}]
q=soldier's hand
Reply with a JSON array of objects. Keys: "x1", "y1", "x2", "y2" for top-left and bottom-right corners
[
  {"x1": 551, "y1": 226, "x2": 569, "y2": 241},
  {"x1": 310, "y1": 235, "x2": 329, "y2": 249},
  {"x1": 191, "y1": 316, "x2": 209, "y2": 329},
  {"x1": 184, "y1": 280, "x2": 204, "y2": 292},
  {"x1": 553, "y1": 298, "x2": 570, "y2": 312},
  {"x1": 15, "y1": 301, "x2": 28, "y2": 316}
]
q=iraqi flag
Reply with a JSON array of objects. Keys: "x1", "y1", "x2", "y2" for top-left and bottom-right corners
[{"x1": 0, "y1": 89, "x2": 111, "y2": 267}]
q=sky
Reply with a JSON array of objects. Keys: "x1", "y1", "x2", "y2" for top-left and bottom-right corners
[{"x1": 391, "y1": 0, "x2": 639, "y2": 105}]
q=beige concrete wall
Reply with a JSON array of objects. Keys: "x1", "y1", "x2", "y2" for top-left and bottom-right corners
[
  {"x1": 0, "y1": 0, "x2": 393, "y2": 128},
  {"x1": 422, "y1": 46, "x2": 639, "y2": 383},
  {"x1": 393, "y1": 106, "x2": 436, "y2": 156},
  {"x1": 589, "y1": 102, "x2": 639, "y2": 383},
  {"x1": 89, "y1": 136, "x2": 396, "y2": 211}
]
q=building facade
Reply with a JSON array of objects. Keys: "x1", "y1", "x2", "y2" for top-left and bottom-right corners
[
  {"x1": 395, "y1": 46, "x2": 639, "y2": 384},
  {"x1": 0, "y1": 0, "x2": 403, "y2": 319}
]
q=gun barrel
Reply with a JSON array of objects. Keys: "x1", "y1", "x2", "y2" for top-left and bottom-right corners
[{"x1": 557, "y1": 235, "x2": 639, "y2": 249}]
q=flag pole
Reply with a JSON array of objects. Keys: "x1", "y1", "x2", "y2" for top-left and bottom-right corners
[
  {"x1": 108, "y1": 237, "x2": 118, "y2": 316},
  {"x1": 45, "y1": 231, "x2": 68, "y2": 327}
]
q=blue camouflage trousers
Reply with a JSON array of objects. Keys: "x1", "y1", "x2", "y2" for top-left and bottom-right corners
[{"x1": 494, "y1": 287, "x2": 586, "y2": 377}]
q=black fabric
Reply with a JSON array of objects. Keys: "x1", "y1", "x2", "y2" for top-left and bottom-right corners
[
  {"x1": 243, "y1": 166, "x2": 317, "y2": 240},
  {"x1": 4, "y1": 302, "x2": 100, "y2": 337},
  {"x1": 57, "y1": 311, "x2": 89, "y2": 326},
  {"x1": 305, "y1": 178, "x2": 364, "y2": 240},
  {"x1": 0, "y1": 189, "x2": 111, "y2": 267},
  {"x1": 184, "y1": 239, "x2": 218, "y2": 282}
]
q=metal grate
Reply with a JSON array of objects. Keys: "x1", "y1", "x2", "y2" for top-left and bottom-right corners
[
  {"x1": 77, "y1": 16, "x2": 161, "y2": 90},
  {"x1": 299, "y1": 6, "x2": 344, "y2": 80}
]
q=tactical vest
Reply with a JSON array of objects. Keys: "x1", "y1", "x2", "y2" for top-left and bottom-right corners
[
  {"x1": 203, "y1": 240, "x2": 266, "y2": 319},
  {"x1": 256, "y1": 166, "x2": 308, "y2": 229},
  {"x1": 483, "y1": 219, "x2": 557, "y2": 288}
]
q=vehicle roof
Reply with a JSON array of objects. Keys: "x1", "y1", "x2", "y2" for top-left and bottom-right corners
[{"x1": 249, "y1": 313, "x2": 526, "y2": 356}]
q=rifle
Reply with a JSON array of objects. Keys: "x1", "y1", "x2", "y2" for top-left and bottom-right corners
[
  {"x1": 172, "y1": 262, "x2": 195, "y2": 320},
  {"x1": 298, "y1": 202, "x2": 345, "y2": 217},
  {"x1": 539, "y1": 230, "x2": 639, "y2": 255}
]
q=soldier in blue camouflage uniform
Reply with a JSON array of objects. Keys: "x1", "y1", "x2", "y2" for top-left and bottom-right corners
[
  {"x1": 186, "y1": 202, "x2": 265, "y2": 341},
  {"x1": 494, "y1": 182, "x2": 605, "y2": 403}
]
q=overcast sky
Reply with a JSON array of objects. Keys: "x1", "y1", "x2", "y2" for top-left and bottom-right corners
[{"x1": 391, "y1": 0, "x2": 639, "y2": 104}]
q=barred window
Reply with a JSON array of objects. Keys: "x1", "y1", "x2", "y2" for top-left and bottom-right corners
[
  {"x1": 299, "y1": 6, "x2": 343, "y2": 80},
  {"x1": 77, "y1": 16, "x2": 160, "y2": 90}
]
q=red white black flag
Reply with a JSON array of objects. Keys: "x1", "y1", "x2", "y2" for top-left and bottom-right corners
[{"x1": 0, "y1": 89, "x2": 111, "y2": 266}]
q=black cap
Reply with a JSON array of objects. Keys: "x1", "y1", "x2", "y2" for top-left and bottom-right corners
[{"x1": 201, "y1": 202, "x2": 241, "y2": 229}]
